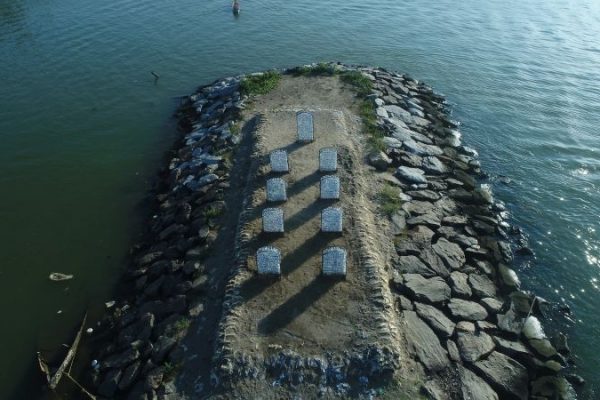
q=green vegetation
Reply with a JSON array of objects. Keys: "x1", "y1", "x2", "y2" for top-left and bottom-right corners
[
  {"x1": 240, "y1": 70, "x2": 282, "y2": 95},
  {"x1": 290, "y1": 62, "x2": 337, "y2": 77},
  {"x1": 229, "y1": 122, "x2": 241, "y2": 136},
  {"x1": 173, "y1": 318, "x2": 191, "y2": 333},
  {"x1": 162, "y1": 361, "x2": 182, "y2": 381},
  {"x1": 379, "y1": 183, "x2": 403, "y2": 216},
  {"x1": 340, "y1": 70, "x2": 373, "y2": 97},
  {"x1": 358, "y1": 100, "x2": 386, "y2": 151},
  {"x1": 204, "y1": 205, "x2": 224, "y2": 219}
]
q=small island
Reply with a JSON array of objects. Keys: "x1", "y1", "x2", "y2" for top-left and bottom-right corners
[{"x1": 83, "y1": 63, "x2": 576, "y2": 399}]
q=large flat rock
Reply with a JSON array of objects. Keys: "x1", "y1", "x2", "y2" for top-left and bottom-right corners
[
  {"x1": 448, "y1": 298, "x2": 488, "y2": 321},
  {"x1": 459, "y1": 366, "x2": 499, "y2": 400},
  {"x1": 415, "y1": 302, "x2": 456, "y2": 338},
  {"x1": 472, "y1": 351, "x2": 529, "y2": 400},
  {"x1": 433, "y1": 238, "x2": 466, "y2": 271},
  {"x1": 402, "y1": 274, "x2": 451, "y2": 304},
  {"x1": 403, "y1": 311, "x2": 450, "y2": 372},
  {"x1": 457, "y1": 331, "x2": 495, "y2": 362}
]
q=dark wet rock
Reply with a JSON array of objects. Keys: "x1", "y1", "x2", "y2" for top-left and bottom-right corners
[
  {"x1": 152, "y1": 336, "x2": 178, "y2": 364},
  {"x1": 449, "y1": 271, "x2": 472, "y2": 298},
  {"x1": 453, "y1": 170, "x2": 476, "y2": 190},
  {"x1": 472, "y1": 351, "x2": 528, "y2": 400},
  {"x1": 471, "y1": 219, "x2": 495, "y2": 235},
  {"x1": 497, "y1": 241, "x2": 513, "y2": 262},
  {"x1": 395, "y1": 255, "x2": 436, "y2": 277},
  {"x1": 137, "y1": 313, "x2": 155, "y2": 342},
  {"x1": 448, "y1": 299, "x2": 488, "y2": 321},
  {"x1": 468, "y1": 274, "x2": 497, "y2": 298},
  {"x1": 145, "y1": 367, "x2": 164, "y2": 391},
  {"x1": 103, "y1": 348, "x2": 140, "y2": 370},
  {"x1": 492, "y1": 336, "x2": 531, "y2": 360},
  {"x1": 457, "y1": 330, "x2": 495, "y2": 362},
  {"x1": 403, "y1": 311, "x2": 450, "y2": 372},
  {"x1": 433, "y1": 238, "x2": 466, "y2": 271},
  {"x1": 515, "y1": 246, "x2": 534, "y2": 256},
  {"x1": 531, "y1": 376, "x2": 576, "y2": 399},
  {"x1": 369, "y1": 151, "x2": 392, "y2": 170},
  {"x1": 554, "y1": 332, "x2": 570, "y2": 355},
  {"x1": 449, "y1": 188, "x2": 473, "y2": 203},
  {"x1": 565, "y1": 373, "x2": 585, "y2": 386},
  {"x1": 529, "y1": 338, "x2": 558, "y2": 359},
  {"x1": 510, "y1": 291, "x2": 536, "y2": 314},
  {"x1": 458, "y1": 365, "x2": 499, "y2": 400},
  {"x1": 415, "y1": 302, "x2": 456, "y2": 338},
  {"x1": 98, "y1": 368, "x2": 122, "y2": 398},
  {"x1": 119, "y1": 361, "x2": 141, "y2": 391},
  {"x1": 401, "y1": 274, "x2": 451, "y2": 304},
  {"x1": 396, "y1": 166, "x2": 427, "y2": 184},
  {"x1": 138, "y1": 252, "x2": 163, "y2": 266}
]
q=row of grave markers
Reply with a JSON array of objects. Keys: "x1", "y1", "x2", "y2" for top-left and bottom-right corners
[
  {"x1": 256, "y1": 246, "x2": 347, "y2": 276},
  {"x1": 256, "y1": 111, "x2": 347, "y2": 277}
]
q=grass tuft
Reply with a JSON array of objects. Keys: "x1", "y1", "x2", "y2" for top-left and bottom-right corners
[
  {"x1": 290, "y1": 62, "x2": 337, "y2": 77},
  {"x1": 173, "y1": 318, "x2": 191, "y2": 333},
  {"x1": 340, "y1": 71, "x2": 373, "y2": 97},
  {"x1": 379, "y1": 184, "x2": 403, "y2": 216},
  {"x1": 240, "y1": 71, "x2": 281, "y2": 95},
  {"x1": 358, "y1": 100, "x2": 386, "y2": 151}
]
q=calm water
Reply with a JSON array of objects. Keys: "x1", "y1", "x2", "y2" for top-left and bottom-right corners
[{"x1": 1, "y1": 0, "x2": 599, "y2": 397}]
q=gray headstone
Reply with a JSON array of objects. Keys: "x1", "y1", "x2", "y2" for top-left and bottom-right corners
[
  {"x1": 297, "y1": 112, "x2": 314, "y2": 142},
  {"x1": 270, "y1": 150, "x2": 289, "y2": 173},
  {"x1": 321, "y1": 207, "x2": 343, "y2": 232},
  {"x1": 266, "y1": 178, "x2": 287, "y2": 202},
  {"x1": 256, "y1": 246, "x2": 281, "y2": 275},
  {"x1": 319, "y1": 148, "x2": 337, "y2": 172},
  {"x1": 322, "y1": 247, "x2": 347, "y2": 276},
  {"x1": 320, "y1": 175, "x2": 340, "y2": 200},
  {"x1": 262, "y1": 208, "x2": 284, "y2": 233}
]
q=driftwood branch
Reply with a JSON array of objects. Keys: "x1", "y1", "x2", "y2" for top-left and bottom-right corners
[{"x1": 48, "y1": 313, "x2": 87, "y2": 389}]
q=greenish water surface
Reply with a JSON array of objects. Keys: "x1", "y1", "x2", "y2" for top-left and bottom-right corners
[{"x1": 1, "y1": 0, "x2": 599, "y2": 398}]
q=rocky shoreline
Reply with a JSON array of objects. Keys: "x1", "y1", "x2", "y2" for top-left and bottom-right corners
[{"x1": 85, "y1": 63, "x2": 580, "y2": 399}]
